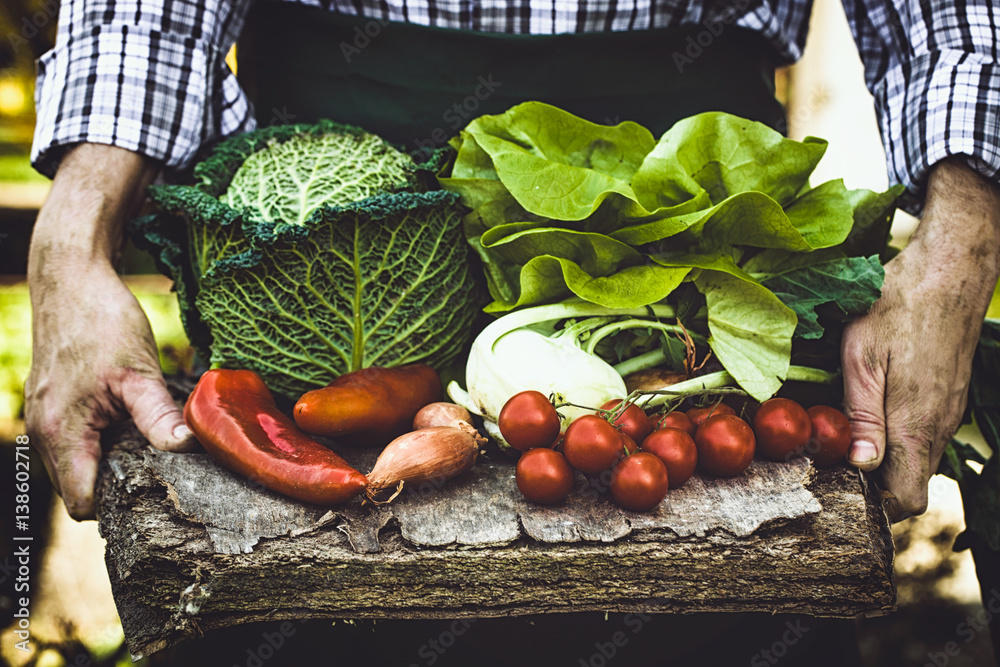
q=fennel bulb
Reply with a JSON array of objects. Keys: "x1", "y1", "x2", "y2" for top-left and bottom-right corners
[{"x1": 456, "y1": 302, "x2": 675, "y2": 428}]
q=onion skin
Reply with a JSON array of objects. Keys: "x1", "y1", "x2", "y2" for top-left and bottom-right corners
[
  {"x1": 413, "y1": 402, "x2": 473, "y2": 430},
  {"x1": 366, "y1": 423, "x2": 485, "y2": 500}
]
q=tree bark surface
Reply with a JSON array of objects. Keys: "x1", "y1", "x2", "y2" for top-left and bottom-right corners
[{"x1": 96, "y1": 381, "x2": 895, "y2": 660}]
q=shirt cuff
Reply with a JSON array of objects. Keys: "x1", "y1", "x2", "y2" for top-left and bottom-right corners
[
  {"x1": 31, "y1": 24, "x2": 254, "y2": 178},
  {"x1": 876, "y1": 49, "x2": 1000, "y2": 216}
]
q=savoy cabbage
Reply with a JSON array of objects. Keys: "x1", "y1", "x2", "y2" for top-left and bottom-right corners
[{"x1": 132, "y1": 120, "x2": 482, "y2": 398}]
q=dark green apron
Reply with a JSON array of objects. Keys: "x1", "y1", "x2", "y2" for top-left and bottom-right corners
[
  {"x1": 237, "y1": 3, "x2": 787, "y2": 151},
  {"x1": 192, "y1": 8, "x2": 860, "y2": 667}
]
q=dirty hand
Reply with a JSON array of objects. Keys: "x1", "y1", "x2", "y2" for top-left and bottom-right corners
[
  {"x1": 24, "y1": 144, "x2": 197, "y2": 520},
  {"x1": 841, "y1": 158, "x2": 1000, "y2": 521}
]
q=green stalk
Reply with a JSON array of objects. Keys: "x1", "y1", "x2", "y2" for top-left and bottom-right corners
[
  {"x1": 555, "y1": 316, "x2": 616, "y2": 341},
  {"x1": 613, "y1": 349, "x2": 668, "y2": 377},
  {"x1": 479, "y1": 301, "x2": 676, "y2": 351},
  {"x1": 640, "y1": 365, "x2": 839, "y2": 408},
  {"x1": 583, "y1": 320, "x2": 689, "y2": 355},
  {"x1": 640, "y1": 371, "x2": 737, "y2": 408},
  {"x1": 786, "y1": 365, "x2": 841, "y2": 384}
]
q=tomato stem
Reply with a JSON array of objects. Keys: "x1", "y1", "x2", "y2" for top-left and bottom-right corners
[
  {"x1": 552, "y1": 399, "x2": 605, "y2": 413},
  {"x1": 642, "y1": 386, "x2": 750, "y2": 412}
]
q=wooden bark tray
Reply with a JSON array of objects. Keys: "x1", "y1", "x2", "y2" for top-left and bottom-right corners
[{"x1": 95, "y1": 382, "x2": 895, "y2": 659}]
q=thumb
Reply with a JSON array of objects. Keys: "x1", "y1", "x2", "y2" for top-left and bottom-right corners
[
  {"x1": 118, "y1": 372, "x2": 199, "y2": 452},
  {"x1": 841, "y1": 325, "x2": 888, "y2": 471}
]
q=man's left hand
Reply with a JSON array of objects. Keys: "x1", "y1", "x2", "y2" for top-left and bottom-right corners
[{"x1": 841, "y1": 158, "x2": 1000, "y2": 522}]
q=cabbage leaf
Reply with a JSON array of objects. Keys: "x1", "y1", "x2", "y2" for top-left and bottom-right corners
[{"x1": 133, "y1": 120, "x2": 482, "y2": 398}]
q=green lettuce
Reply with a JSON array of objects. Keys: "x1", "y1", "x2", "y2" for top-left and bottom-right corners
[
  {"x1": 132, "y1": 120, "x2": 482, "y2": 398},
  {"x1": 441, "y1": 102, "x2": 902, "y2": 400}
]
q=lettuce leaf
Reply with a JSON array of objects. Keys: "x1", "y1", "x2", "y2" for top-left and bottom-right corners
[
  {"x1": 441, "y1": 102, "x2": 901, "y2": 401},
  {"x1": 456, "y1": 103, "x2": 656, "y2": 221},
  {"x1": 696, "y1": 271, "x2": 797, "y2": 400}
]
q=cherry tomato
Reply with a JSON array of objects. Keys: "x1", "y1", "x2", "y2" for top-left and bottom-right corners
[
  {"x1": 648, "y1": 410, "x2": 697, "y2": 437},
  {"x1": 516, "y1": 448, "x2": 575, "y2": 504},
  {"x1": 640, "y1": 427, "x2": 698, "y2": 488},
  {"x1": 753, "y1": 398, "x2": 811, "y2": 462},
  {"x1": 498, "y1": 391, "x2": 561, "y2": 451},
  {"x1": 687, "y1": 402, "x2": 736, "y2": 428},
  {"x1": 550, "y1": 432, "x2": 565, "y2": 451},
  {"x1": 806, "y1": 405, "x2": 851, "y2": 466},
  {"x1": 601, "y1": 399, "x2": 652, "y2": 445},
  {"x1": 610, "y1": 452, "x2": 669, "y2": 512},
  {"x1": 562, "y1": 415, "x2": 625, "y2": 474},
  {"x1": 695, "y1": 414, "x2": 755, "y2": 477},
  {"x1": 620, "y1": 431, "x2": 639, "y2": 455}
]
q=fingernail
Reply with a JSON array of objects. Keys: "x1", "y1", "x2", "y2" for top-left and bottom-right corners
[
  {"x1": 848, "y1": 440, "x2": 878, "y2": 465},
  {"x1": 172, "y1": 424, "x2": 193, "y2": 441}
]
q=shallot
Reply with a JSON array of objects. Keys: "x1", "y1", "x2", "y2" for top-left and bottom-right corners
[
  {"x1": 366, "y1": 423, "x2": 485, "y2": 501},
  {"x1": 412, "y1": 402, "x2": 473, "y2": 430}
]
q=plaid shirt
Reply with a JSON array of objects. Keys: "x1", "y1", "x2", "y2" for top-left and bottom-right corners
[{"x1": 31, "y1": 0, "x2": 1000, "y2": 214}]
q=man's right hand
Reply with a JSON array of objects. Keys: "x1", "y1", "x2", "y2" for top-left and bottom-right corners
[{"x1": 25, "y1": 143, "x2": 197, "y2": 520}]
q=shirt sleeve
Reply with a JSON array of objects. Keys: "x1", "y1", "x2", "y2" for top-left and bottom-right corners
[
  {"x1": 31, "y1": 0, "x2": 257, "y2": 178},
  {"x1": 843, "y1": 0, "x2": 1000, "y2": 215}
]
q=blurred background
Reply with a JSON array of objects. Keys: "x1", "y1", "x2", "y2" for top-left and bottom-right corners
[{"x1": 0, "y1": 0, "x2": 996, "y2": 665}]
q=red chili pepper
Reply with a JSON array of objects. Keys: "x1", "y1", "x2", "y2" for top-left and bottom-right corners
[
  {"x1": 184, "y1": 369, "x2": 368, "y2": 505},
  {"x1": 293, "y1": 364, "x2": 442, "y2": 446}
]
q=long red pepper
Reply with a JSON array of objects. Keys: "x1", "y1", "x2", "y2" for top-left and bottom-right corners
[{"x1": 184, "y1": 369, "x2": 368, "y2": 505}]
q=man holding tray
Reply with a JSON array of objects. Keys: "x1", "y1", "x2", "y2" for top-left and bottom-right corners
[
  {"x1": 27, "y1": 0, "x2": 999, "y2": 525},
  {"x1": 20, "y1": 0, "x2": 1000, "y2": 662}
]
